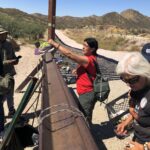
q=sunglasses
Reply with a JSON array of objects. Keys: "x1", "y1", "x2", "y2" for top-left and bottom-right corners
[{"x1": 120, "y1": 76, "x2": 140, "y2": 84}]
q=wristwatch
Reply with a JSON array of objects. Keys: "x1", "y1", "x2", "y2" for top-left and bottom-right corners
[{"x1": 144, "y1": 142, "x2": 149, "y2": 150}]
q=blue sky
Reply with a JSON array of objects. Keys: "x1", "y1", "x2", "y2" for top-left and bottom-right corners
[{"x1": 0, "y1": 0, "x2": 150, "y2": 17}]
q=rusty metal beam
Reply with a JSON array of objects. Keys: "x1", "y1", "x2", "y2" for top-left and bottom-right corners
[
  {"x1": 48, "y1": 0, "x2": 56, "y2": 39},
  {"x1": 40, "y1": 0, "x2": 99, "y2": 149},
  {"x1": 39, "y1": 52, "x2": 99, "y2": 150}
]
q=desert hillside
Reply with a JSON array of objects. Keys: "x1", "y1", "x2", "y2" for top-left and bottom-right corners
[{"x1": 0, "y1": 8, "x2": 150, "y2": 51}]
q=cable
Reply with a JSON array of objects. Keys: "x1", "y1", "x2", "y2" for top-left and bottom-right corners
[{"x1": 38, "y1": 103, "x2": 88, "y2": 131}]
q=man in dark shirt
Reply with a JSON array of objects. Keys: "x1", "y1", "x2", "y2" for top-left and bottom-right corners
[{"x1": 0, "y1": 26, "x2": 19, "y2": 116}]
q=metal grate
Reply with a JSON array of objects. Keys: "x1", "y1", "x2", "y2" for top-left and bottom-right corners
[{"x1": 105, "y1": 92, "x2": 129, "y2": 125}]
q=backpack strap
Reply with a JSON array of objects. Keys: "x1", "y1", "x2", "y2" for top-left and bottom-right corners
[
  {"x1": 85, "y1": 59, "x2": 101, "y2": 83},
  {"x1": 93, "y1": 60, "x2": 101, "y2": 75}
]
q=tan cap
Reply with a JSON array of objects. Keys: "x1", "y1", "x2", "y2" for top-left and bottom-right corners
[{"x1": 0, "y1": 26, "x2": 8, "y2": 34}]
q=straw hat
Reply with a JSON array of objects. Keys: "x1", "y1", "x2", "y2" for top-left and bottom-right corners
[{"x1": 0, "y1": 26, "x2": 8, "y2": 34}]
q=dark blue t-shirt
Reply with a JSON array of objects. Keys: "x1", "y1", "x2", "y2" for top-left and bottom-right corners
[{"x1": 130, "y1": 85, "x2": 150, "y2": 143}]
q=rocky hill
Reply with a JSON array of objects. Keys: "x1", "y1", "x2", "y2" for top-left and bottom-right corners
[
  {"x1": 0, "y1": 8, "x2": 149, "y2": 51},
  {"x1": 0, "y1": 8, "x2": 47, "y2": 40},
  {"x1": 55, "y1": 9, "x2": 150, "y2": 31},
  {"x1": 121, "y1": 9, "x2": 150, "y2": 29},
  {"x1": 1, "y1": 8, "x2": 150, "y2": 31},
  {"x1": 0, "y1": 8, "x2": 46, "y2": 24}
]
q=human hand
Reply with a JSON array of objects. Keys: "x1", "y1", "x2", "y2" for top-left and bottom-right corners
[
  {"x1": 48, "y1": 39, "x2": 55, "y2": 45},
  {"x1": 124, "y1": 141, "x2": 143, "y2": 150},
  {"x1": 48, "y1": 39, "x2": 59, "y2": 49},
  {"x1": 115, "y1": 122, "x2": 127, "y2": 137},
  {"x1": 72, "y1": 69, "x2": 77, "y2": 76},
  {"x1": 13, "y1": 56, "x2": 22, "y2": 65},
  {"x1": 13, "y1": 58, "x2": 19, "y2": 65},
  {"x1": 17, "y1": 55, "x2": 22, "y2": 60}
]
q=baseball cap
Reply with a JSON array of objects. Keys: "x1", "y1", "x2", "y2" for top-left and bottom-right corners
[{"x1": 141, "y1": 43, "x2": 150, "y2": 62}]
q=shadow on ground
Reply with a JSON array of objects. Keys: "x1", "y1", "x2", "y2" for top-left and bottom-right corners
[{"x1": 91, "y1": 121, "x2": 116, "y2": 150}]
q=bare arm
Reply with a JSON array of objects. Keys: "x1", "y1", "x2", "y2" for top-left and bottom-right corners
[
  {"x1": 129, "y1": 107, "x2": 138, "y2": 120},
  {"x1": 48, "y1": 39, "x2": 89, "y2": 65},
  {"x1": 3, "y1": 59, "x2": 18, "y2": 65},
  {"x1": 122, "y1": 114, "x2": 133, "y2": 126}
]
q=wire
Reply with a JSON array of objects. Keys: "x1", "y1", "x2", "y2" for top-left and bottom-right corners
[{"x1": 38, "y1": 103, "x2": 88, "y2": 131}]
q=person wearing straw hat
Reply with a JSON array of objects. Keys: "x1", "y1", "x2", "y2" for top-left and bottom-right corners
[{"x1": 0, "y1": 26, "x2": 20, "y2": 117}]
